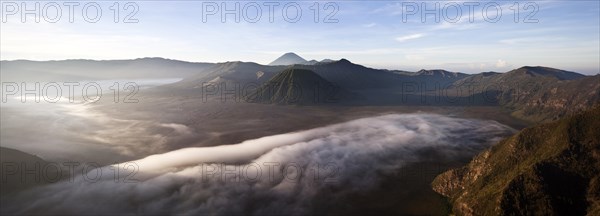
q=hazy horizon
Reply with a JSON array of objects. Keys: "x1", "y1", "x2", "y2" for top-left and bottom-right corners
[
  {"x1": 1, "y1": 54, "x2": 599, "y2": 75},
  {"x1": 1, "y1": 1, "x2": 599, "y2": 74}
]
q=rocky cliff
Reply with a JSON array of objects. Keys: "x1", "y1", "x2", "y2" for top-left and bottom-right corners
[{"x1": 432, "y1": 105, "x2": 600, "y2": 215}]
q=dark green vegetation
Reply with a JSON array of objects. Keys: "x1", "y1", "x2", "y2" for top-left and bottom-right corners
[{"x1": 432, "y1": 105, "x2": 600, "y2": 216}]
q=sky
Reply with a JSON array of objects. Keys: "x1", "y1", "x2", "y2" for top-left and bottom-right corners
[{"x1": 1, "y1": 0, "x2": 599, "y2": 74}]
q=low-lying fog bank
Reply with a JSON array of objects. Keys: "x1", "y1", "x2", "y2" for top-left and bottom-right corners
[
  {"x1": 0, "y1": 78, "x2": 187, "y2": 164},
  {"x1": 2, "y1": 114, "x2": 515, "y2": 215}
]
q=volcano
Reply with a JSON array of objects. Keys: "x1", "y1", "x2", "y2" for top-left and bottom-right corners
[
  {"x1": 245, "y1": 68, "x2": 350, "y2": 104},
  {"x1": 268, "y1": 52, "x2": 308, "y2": 66}
]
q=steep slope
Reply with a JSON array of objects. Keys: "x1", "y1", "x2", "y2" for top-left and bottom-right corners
[
  {"x1": 451, "y1": 66, "x2": 600, "y2": 122},
  {"x1": 432, "y1": 106, "x2": 600, "y2": 216},
  {"x1": 245, "y1": 68, "x2": 352, "y2": 104},
  {"x1": 268, "y1": 52, "x2": 308, "y2": 65}
]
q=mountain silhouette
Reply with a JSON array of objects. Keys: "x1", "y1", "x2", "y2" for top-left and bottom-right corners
[
  {"x1": 269, "y1": 52, "x2": 308, "y2": 66},
  {"x1": 245, "y1": 68, "x2": 349, "y2": 104}
]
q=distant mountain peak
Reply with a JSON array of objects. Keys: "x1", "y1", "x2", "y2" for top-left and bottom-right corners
[
  {"x1": 269, "y1": 52, "x2": 308, "y2": 66},
  {"x1": 338, "y1": 58, "x2": 351, "y2": 64}
]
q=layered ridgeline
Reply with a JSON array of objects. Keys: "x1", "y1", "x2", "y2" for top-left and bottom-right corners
[
  {"x1": 451, "y1": 66, "x2": 600, "y2": 122},
  {"x1": 164, "y1": 54, "x2": 599, "y2": 121},
  {"x1": 170, "y1": 55, "x2": 468, "y2": 91},
  {"x1": 295, "y1": 59, "x2": 469, "y2": 89},
  {"x1": 432, "y1": 106, "x2": 600, "y2": 216},
  {"x1": 0, "y1": 58, "x2": 214, "y2": 81},
  {"x1": 5, "y1": 53, "x2": 598, "y2": 122},
  {"x1": 245, "y1": 68, "x2": 353, "y2": 104}
]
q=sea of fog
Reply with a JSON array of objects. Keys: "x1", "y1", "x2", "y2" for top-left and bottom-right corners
[
  {"x1": 2, "y1": 112, "x2": 515, "y2": 215},
  {"x1": 0, "y1": 78, "x2": 182, "y2": 163}
]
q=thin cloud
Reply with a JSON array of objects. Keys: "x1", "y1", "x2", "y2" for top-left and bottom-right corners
[
  {"x1": 370, "y1": 2, "x2": 404, "y2": 15},
  {"x1": 395, "y1": 33, "x2": 425, "y2": 42},
  {"x1": 496, "y1": 59, "x2": 508, "y2": 68},
  {"x1": 499, "y1": 37, "x2": 566, "y2": 45},
  {"x1": 363, "y1": 23, "x2": 377, "y2": 28}
]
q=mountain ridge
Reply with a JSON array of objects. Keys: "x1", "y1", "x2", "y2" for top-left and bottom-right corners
[
  {"x1": 451, "y1": 66, "x2": 599, "y2": 122},
  {"x1": 507, "y1": 66, "x2": 586, "y2": 80},
  {"x1": 1, "y1": 58, "x2": 215, "y2": 81},
  {"x1": 432, "y1": 105, "x2": 600, "y2": 215},
  {"x1": 4, "y1": 56, "x2": 597, "y2": 123}
]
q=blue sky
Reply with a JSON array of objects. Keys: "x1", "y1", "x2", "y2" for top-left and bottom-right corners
[{"x1": 1, "y1": 1, "x2": 599, "y2": 74}]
